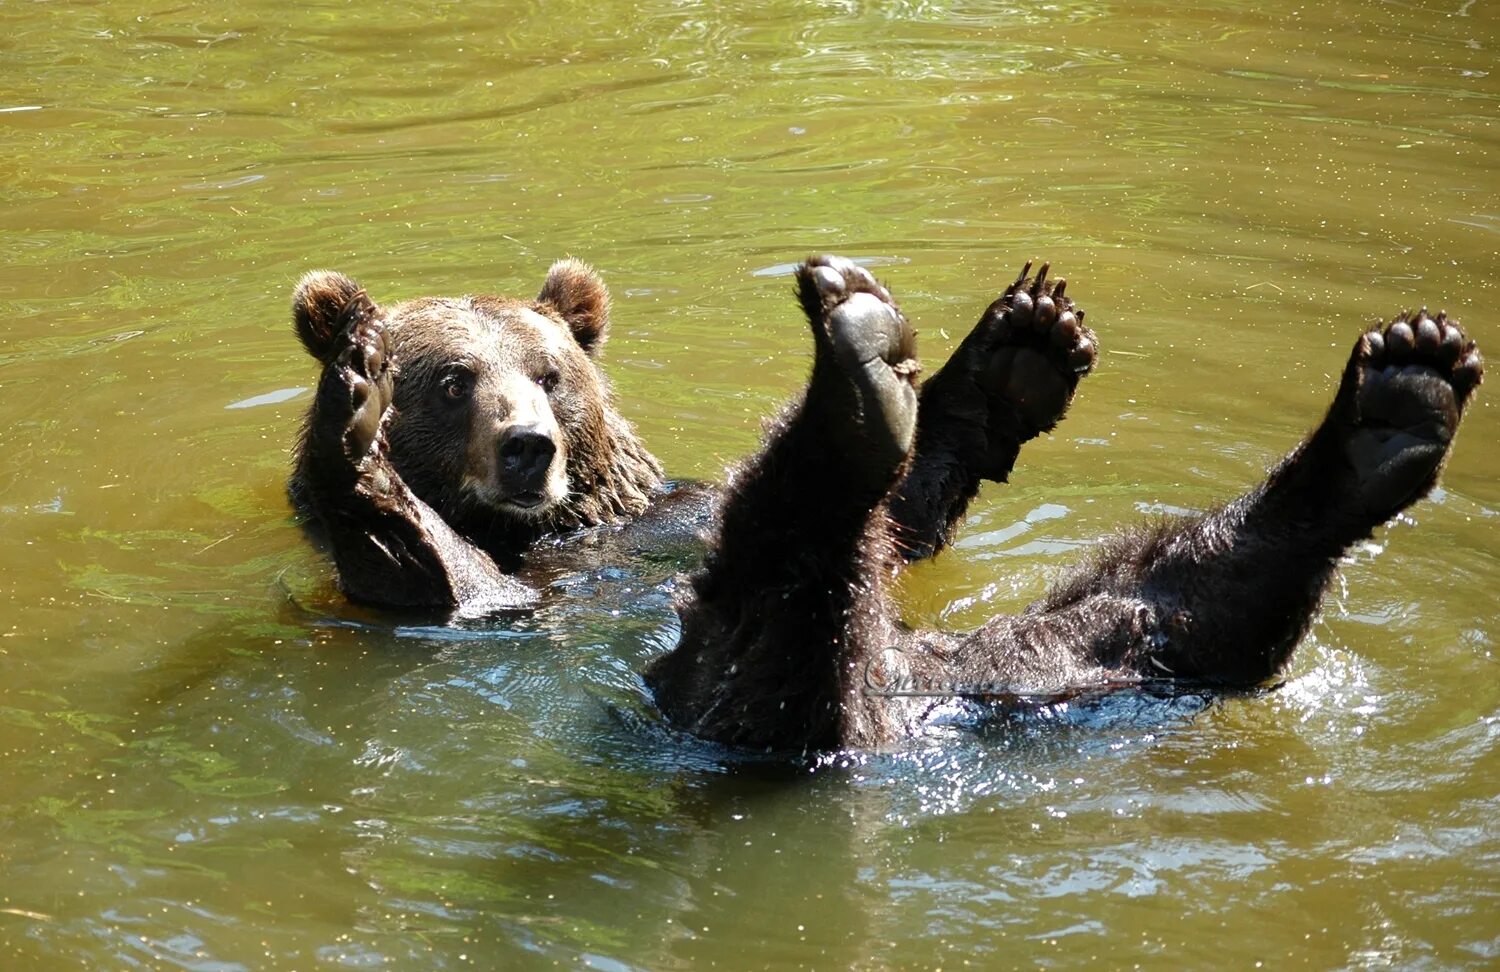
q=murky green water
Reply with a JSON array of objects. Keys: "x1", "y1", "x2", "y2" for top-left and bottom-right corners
[{"x1": 2, "y1": 0, "x2": 1497, "y2": 967}]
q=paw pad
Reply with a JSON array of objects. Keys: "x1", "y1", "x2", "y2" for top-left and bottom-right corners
[
  {"x1": 1339, "y1": 308, "x2": 1483, "y2": 518},
  {"x1": 1362, "y1": 309, "x2": 1482, "y2": 403},
  {"x1": 987, "y1": 261, "x2": 1097, "y2": 376},
  {"x1": 796, "y1": 255, "x2": 915, "y2": 370},
  {"x1": 798, "y1": 254, "x2": 895, "y2": 312},
  {"x1": 794, "y1": 255, "x2": 920, "y2": 478}
]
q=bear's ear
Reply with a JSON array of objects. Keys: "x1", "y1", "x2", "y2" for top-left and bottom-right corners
[
  {"x1": 536, "y1": 258, "x2": 610, "y2": 354},
  {"x1": 292, "y1": 270, "x2": 371, "y2": 362}
]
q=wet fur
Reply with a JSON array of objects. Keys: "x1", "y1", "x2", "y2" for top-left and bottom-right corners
[
  {"x1": 289, "y1": 262, "x2": 664, "y2": 588},
  {"x1": 648, "y1": 259, "x2": 1482, "y2": 752},
  {"x1": 285, "y1": 254, "x2": 1481, "y2": 754},
  {"x1": 287, "y1": 259, "x2": 1065, "y2": 611}
]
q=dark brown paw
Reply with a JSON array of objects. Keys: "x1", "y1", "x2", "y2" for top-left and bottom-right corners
[
  {"x1": 314, "y1": 292, "x2": 393, "y2": 465},
  {"x1": 795, "y1": 255, "x2": 920, "y2": 476},
  {"x1": 970, "y1": 261, "x2": 1098, "y2": 432},
  {"x1": 1357, "y1": 308, "x2": 1483, "y2": 404},
  {"x1": 916, "y1": 261, "x2": 1098, "y2": 482},
  {"x1": 1341, "y1": 309, "x2": 1482, "y2": 517},
  {"x1": 996, "y1": 262, "x2": 1097, "y2": 370}
]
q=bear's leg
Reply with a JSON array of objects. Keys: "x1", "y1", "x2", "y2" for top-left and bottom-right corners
[
  {"x1": 295, "y1": 298, "x2": 536, "y2": 614},
  {"x1": 1009, "y1": 310, "x2": 1483, "y2": 688},
  {"x1": 891, "y1": 263, "x2": 1098, "y2": 558},
  {"x1": 647, "y1": 256, "x2": 921, "y2": 751}
]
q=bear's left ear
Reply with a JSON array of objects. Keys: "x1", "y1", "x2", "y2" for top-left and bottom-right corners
[{"x1": 536, "y1": 258, "x2": 610, "y2": 355}]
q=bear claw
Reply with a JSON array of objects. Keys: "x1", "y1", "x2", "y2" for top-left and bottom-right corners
[
  {"x1": 1355, "y1": 309, "x2": 1482, "y2": 404},
  {"x1": 981, "y1": 261, "x2": 1097, "y2": 377},
  {"x1": 936, "y1": 261, "x2": 1099, "y2": 465}
]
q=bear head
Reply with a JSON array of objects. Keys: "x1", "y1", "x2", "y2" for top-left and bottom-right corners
[{"x1": 291, "y1": 259, "x2": 663, "y2": 552}]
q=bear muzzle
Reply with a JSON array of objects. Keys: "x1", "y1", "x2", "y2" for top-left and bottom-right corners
[{"x1": 496, "y1": 424, "x2": 560, "y2": 508}]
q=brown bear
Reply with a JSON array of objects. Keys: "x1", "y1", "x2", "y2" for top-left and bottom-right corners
[
  {"x1": 289, "y1": 259, "x2": 667, "y2": 611},
  {"x1": 645, "y1": 257, "x2": 1483, "y2": 751},
  {"x1": 288, "y1": 254, "x2": 1480, "y2": 754},
  {"x1": 288, "y1": 258, "x2": 1094, "y2": 612}
]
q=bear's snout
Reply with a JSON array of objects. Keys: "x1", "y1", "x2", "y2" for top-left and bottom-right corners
[{"x1": 497, "y1": 425, "x2": 558, "y2": 497}]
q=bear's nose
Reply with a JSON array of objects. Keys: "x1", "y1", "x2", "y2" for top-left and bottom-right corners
[{"x1": 498, "y1": 425, "x2": 557, "y2": 486}]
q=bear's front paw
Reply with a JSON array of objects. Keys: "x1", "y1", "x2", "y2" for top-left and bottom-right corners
[
  {"x1": 1339, "y1": 309, "x2": 1482, "y2": 518},
  {"x1": 312, "y1": 293, "x2": 394, "y2": 468},
  {"x1": 795, "y1": 255, "x2": 920, "y2": 477},
  {"x1": 971, "y1": 261, "x2": 1096, "y2": 435}
]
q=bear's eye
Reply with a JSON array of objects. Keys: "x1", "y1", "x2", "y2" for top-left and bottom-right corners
[
  {"x1": 536, "y1": 369, "x2": 561, "y2": 394},
  {"x1": 438, "y1": 370, "x2": 472, "y2": 404}
]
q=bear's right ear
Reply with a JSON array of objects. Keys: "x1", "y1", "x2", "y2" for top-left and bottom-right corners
[
  {"x1": 292, "y1": 270, "x2": 371, "y2": 362},
  {"x1": 536, "y1": 258, "x2": 610, "y2": 355}
]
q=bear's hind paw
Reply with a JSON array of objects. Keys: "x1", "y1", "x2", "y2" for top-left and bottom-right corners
[
  {"x1": 795, "y1": 255, "x2": 920, "y2": 476},
  {"x1": 968, "y1": 262, "x2": 1098, "y2": 437}
]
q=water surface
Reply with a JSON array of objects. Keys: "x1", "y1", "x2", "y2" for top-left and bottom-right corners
[{"x1": 2, "y1": 0, "x2": 1497, "y2": 967}]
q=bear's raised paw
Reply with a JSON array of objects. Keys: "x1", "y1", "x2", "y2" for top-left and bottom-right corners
[
  {"x1": 968, "y1": 261, "x2": 1098, "y2": 439},
  {"x1": 1339, "y1": 308, "x2": 1483, "y2": 518},
  {"x1": 314, "y1": 292, "x2": 394, "y2": 468},
  {"x1": 795, "y1": 256, "x2": 920, "y2": 482}
]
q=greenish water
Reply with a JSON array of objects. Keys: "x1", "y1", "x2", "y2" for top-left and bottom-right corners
[{"x1": 2, "y1": 0, "x2": 1497, "y2": 967}]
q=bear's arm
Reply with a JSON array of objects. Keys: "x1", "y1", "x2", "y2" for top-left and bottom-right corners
[
  {"x1": 890, "y1": 268, "x2": 1096, "y2": 560},
  {"x1": 949, "y1": 312, "x2": 1483, "y2": 692},
  {"x1": 306, "y1": 464, "x2": 538, "y2": 616}
]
